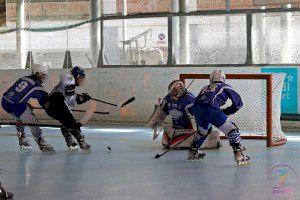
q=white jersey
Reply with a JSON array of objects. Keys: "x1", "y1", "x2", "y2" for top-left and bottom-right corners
[{"x1": 50, "y1": 74, "x2": 77, "y2": 107}]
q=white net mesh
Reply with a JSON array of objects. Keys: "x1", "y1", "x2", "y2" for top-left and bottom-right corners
[{"x1": 182, "y1": 73, "x2": 286, "y2": 145}]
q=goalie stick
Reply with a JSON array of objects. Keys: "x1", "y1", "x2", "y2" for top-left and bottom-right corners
[
  {"x1": 155, "y1": 130, "x2": 199, "y2": 159},
  {"x1": 154, "y1": 131, "x2": 216, "y2": 159}
]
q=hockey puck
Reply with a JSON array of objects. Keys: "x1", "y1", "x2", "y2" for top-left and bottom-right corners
[{"x1": 107, "y1": 146, "x2": 112, "y2": 151}]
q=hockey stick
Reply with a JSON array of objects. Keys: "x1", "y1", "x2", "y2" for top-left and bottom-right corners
[
  {"x1": 32, "y1": 107, "x2": 109, "y2": 115},
  {"x1": 90, "y1": 96, "x2": 136, "y2": 108},
  {"x1": 66, "y1": 109, "x2": 109, "y2": 115},
  {"x1": 185, "y1": 79, "x2": 195, "y2": 90},
  {"x1": 154, "y1": 130, "x2": 197, "y2": 159},
  {"x1": 0, "y1": 122, "x2": 62, "y2": 128},
  {"x1": 90, "y1": 97, "x2": 118, "y2": 107},
  {"x1": 120, "y1": 97, "x2": 135, "y2": 108}
]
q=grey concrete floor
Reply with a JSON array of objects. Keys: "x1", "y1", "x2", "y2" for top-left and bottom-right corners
[{"x1": 0, "y1": 125, "x2": 300, "y2": 200}]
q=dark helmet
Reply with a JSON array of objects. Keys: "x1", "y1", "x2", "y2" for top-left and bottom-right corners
[{"x1": 71, "y1": 66, "x2": 86, "y2": 79}]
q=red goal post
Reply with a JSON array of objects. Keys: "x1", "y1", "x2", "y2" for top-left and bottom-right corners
[{"x1": 180, "y1": 73, "x2": 287, "y2": 147}]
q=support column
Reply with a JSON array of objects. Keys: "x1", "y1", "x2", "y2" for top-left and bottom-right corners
[
  {"x1": 179, "y1": 0, "x2": 190, "y2": 64},
  {"x1": 256, "y1": 6, "x2": 266, "y2": 64},
  {"x1": 16, "y1": 0, "x2": 26, "y2": 69},
  {"x1": 171, "y1": 0, "x2": 179, "y2": 64},
  {"x1": 225, "y1": 0, "x2": 231, "y2": 57},
  {"x1": 280, "y1": 4, "x2": 292, "y2": 63},
  {"x1": 90, "y1": 0, "x2": 101, "y2": 68},
  {"x1": 122, "y1": 0, "x2": 128, "y2": 64}
]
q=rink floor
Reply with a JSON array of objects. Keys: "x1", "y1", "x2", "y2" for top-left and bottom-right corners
[{"x1": 0, "y1": 125, "x2": 300, "y2": 200}]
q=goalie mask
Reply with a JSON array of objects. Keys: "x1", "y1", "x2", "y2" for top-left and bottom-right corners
[
  {"x1": 168, "y1": 80, "x2": 185, "y2": 100},
  {"x1": 210, "y1": 70, "x2": 226, "y2": 84},
  {"x1": 31, "y1": 63, "x2": 48, "y2": 83}
]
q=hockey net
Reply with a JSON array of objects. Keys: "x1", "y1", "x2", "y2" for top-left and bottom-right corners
[{"x1": 180, "y1": 73, "x2": 287, "y2": 147}]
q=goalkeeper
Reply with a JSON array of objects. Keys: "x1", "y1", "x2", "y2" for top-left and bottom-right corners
[{"x1": 148, "y1": 80, "x2": 221, "y2": 149}]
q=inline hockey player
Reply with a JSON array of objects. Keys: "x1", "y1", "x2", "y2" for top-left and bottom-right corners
[
  {"x1": 1, "y1": 63, "x2": 55, "y2": 152},
  {"x1": 188, "y1": 70, "x2": 250, "y2": 165},
  {"x1": 148, "y1": 80, "x2": 220, "y2": 149},
  {"x1": 44, "y1": 66, "x2": 91, "y2": 151}
]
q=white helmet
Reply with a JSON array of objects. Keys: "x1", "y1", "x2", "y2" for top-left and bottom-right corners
[
  {"x1": 210, "y1": 70, "x2": 226, "y2": 83},
  {"x1": 32, "y1": 63, "x2": 48, "y2": 75}
]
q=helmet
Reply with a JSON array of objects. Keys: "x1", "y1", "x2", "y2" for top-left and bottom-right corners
[
  {"x1": 31, "y1": 63, "x2": 48, "y2": 83},
  {"x1": 71, "y1": 66, "x2": 85, "y2": 79},
  {"x1": 210, "y1": 70, "x2": 226, "y2": 83},
  {"x1": 168, "y1": 80, "x2": 185, "y2": 99},
  {"x1": 32, "y1": 63, "x2": 48, "y2": 75}
]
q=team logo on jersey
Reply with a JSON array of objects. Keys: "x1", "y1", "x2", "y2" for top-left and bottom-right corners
[{"x1": 169, "y1": 109, "x2": 183, "y2": 120}]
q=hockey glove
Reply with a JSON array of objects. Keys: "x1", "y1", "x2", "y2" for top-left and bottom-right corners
[
  {"x1": 222, "y1": 106, "x2": 239, "y2": 116},
  {"x1": 222, "y1": 108, "x2": 231, "y2": 116},
  {"x1": 76, "y1": 93, "x2": 91, "y2": 104}
]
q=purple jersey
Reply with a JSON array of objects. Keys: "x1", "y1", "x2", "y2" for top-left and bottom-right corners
[
  {"x1": 196, "y1": 82, "x2": 243, "y2": 115},
  {"x1": 1, "y1": 76, "x2": 48, "y2": 118},
  {"x1": 161, "y1": 91, "x2": 195, "y2": 129}
]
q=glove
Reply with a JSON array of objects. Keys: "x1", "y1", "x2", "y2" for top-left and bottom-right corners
[
  {"x1": 222, "y1": 106, "x2": 238, "y2": 116},
  {"x1": 222, "y1": 108, "x2": 231, "y2": 116},
  {"x1": 77, "y1": 93, "x2": 91, "y2": 104}
]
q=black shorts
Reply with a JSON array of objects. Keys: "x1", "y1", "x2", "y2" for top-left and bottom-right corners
[{"x1": 45, "y1": 92, "x2": 78, "y2": 130}]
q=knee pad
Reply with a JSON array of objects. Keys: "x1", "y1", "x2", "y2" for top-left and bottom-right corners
[{"x1": 217, "y1": 121, "x2": 238, "y2": 136}]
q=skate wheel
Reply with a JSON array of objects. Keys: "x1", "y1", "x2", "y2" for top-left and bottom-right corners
[
  {"x1": 82, "y1": 149, "x2": 92, "y2": 153},
  {"x1": 68, "y1": 146, "x2": 79, "y2": 151},
  {"x1": 237, "y1": 161, "x2": 251, "y2": 166},
  {"x1": 20, "y1": 146, "x2": 32, "y2": 152},
  {"x1": 41, "y1": 148, "x2": 56, "y2": 153},
  {"x1": 187, "y1": 157, "x2": 205, "y2": 162}
]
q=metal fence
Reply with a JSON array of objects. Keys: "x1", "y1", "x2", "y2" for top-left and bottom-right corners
[{"x1": 1, "y1": 0, "x2": 300, "y2": 69}]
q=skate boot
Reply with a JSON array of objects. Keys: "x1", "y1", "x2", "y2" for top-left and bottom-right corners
[
  {"x1": 67, "y1": 139, "x2": 79, "y2": 151},
  {"x1": 64, "y1": 134, "x2": 79, "y2": 151},
  {"x1": 0, "y1": 183, "x2": 14, "y2": 200},
  {"x1": 78, "y1": 136, "x2": 91, "y2": 152},
  {"x1": 233, "y1": 145, "x2": 250, "y2": 166},
  {"x1": 37, "y1": 139, "x2": 55, "y2": 153},
  {"x1": 0, "y1": 188, "x2": 14, "y2": 200},
  {"x1": 17, "y1": 132, "x2": 32, "y2": 152},
  {"x1": 61, "y1": 127, "x2": 79, "y2": 151},
  {"x1": 187, "y1": 148, "x2": 206, "y2": 161}
]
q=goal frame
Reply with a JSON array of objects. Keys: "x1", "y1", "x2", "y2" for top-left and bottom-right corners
[{"x1": 180, "y1": 73, "x2": 287, "y2": 147}]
